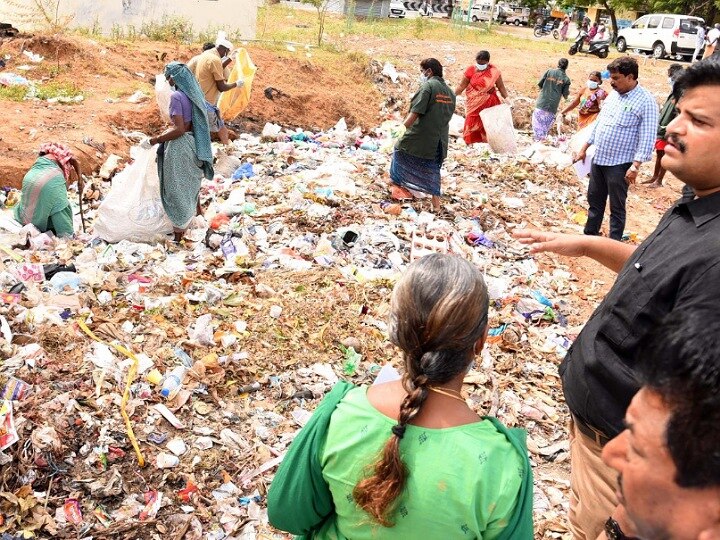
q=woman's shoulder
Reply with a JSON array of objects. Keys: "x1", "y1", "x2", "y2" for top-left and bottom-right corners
[{"x1": 464, "y1": 65, "x2": 476, "y2": 77}]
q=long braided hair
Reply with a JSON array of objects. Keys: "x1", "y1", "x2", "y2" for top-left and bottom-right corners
[{"x1": 353, "y1": 254, "x2": 490, "y2": 526}]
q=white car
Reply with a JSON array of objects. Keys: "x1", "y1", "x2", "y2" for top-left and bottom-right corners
[
  {"x1": 615, "y1": 13, "x2": 705, "y2": 59},
  {"x1": 388, "y1": 0, "x2": 406, "y2": 18}
]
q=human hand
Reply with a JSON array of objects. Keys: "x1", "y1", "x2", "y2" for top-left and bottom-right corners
[
  {"x1": 140, "y1": 137, "x2": 153, "y2": 150},
  {"x1": 513, "y1": 229, "x2": 588, "y2": 257},
  {"x1": 625, "y1": 164, "x2": 639, "y2": 185},
  {"x1": 573, "y1": 149, "x2": 587, "y2": 163},
  {"x1": 235, "y1": 79, "x2": 245, "y2": 88},
  {"x1": 625, "y1": 169, "x2": 637, "y2": 185}
]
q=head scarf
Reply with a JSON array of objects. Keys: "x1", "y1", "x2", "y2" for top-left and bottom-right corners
[
  {"x1": 39, "y1": 142, "x2": 74, "y2": 180},
  {"x1": 164, "y1": 62, "x2": 214, "y2": 178}
]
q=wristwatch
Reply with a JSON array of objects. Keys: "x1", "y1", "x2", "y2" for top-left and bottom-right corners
[{"x1": 604, "y1": 517, "x2": 638, "y2": 539}]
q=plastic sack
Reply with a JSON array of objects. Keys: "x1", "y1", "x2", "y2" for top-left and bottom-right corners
[
  {"x1": 94, "y1": 146, "x2": 173, "y2": 243},
  {"x1": 569, "y1": 121, "x2": 597, "y2": 181},
  {"x1": 218, "y1": 48, "x2": 257, "y2": 121},
  {"x1": 155, "y1": 74, "x2": 173, "y2": 124},
  {"x1": 479, "y1": 103, "x2": 517, "y2": 154}
]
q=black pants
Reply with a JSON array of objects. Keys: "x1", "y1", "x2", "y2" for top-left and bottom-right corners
[{"x1": 584, "y1": 162, "x2": 631, "y2": 240}]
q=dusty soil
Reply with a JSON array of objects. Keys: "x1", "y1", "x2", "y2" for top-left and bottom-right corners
[{"x1": 0, "y1": 35, "x2": 382, "y2": 188}]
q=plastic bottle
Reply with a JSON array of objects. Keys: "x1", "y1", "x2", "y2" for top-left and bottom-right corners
[{"x1": 160, "y1": 366, "x2": 186, "y2": 400}]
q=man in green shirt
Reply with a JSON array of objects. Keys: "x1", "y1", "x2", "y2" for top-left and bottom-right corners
[
  {"x1": 390, "y1": 58, "x2": 456, "y2": 212},
  {"x1": 532, "y1": 58, "x2": 571, "y2": 141}
]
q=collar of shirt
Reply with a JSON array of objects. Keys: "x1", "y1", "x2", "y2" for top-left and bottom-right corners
[
  {"x1": 617, "y1": 84, "x2": 641, "y2": 99},
  {"x1": 677, "y1": 189, "x2": 720, "y2": 227}
]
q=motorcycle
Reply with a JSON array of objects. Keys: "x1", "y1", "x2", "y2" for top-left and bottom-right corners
[
  {"x1": 568, "y1": 30, "x2": 610, "y2": 58},
  {"x1": 533, "y1": 18, "x2": 560, "y2": 39}
]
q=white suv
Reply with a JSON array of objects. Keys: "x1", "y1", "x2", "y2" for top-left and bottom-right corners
[{"x1": 616, "y1": 14, "x2": 705, "y2": 59}]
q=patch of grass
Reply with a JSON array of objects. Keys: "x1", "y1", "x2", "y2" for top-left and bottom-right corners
[
  {"x1": 34, "y1": 81, "x2": 84, "y2": 100},
  {"x1": 259, "y1": 4, "x2": 572, "y2": 54},
  {"x1": 0, "y1": 85, "x2": 28, "y2": 102},
  {"x1": 140, "y1": 16, "x2": 194, "y2": 43}
]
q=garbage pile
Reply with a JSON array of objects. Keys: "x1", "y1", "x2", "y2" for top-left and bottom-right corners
[{"x1": 0, "y1": 115, "x2": 594, "y2": 538}]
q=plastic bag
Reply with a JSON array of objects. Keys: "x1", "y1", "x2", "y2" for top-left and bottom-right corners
[
  {"x1": 479, "y1": 103, "x2": 517, "y2": 154},
  {"x1": 94, "y1": 146, "x2": 174, "y2": 243},
  {"x1": 155, "y1": 74, "x2": 173, "y2": 124},
  {"x1": 569, "y1": 121, "x2": 597, "y2": 181},
  {"x1": 218, "y1": 48, "x2": 257, "y2": 121}
]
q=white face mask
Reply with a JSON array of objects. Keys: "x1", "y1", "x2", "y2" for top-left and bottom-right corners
[
  {"x1": 587, "y1": 80, "x2": 599, "y2": 90},
  {"x1": 419, "y1": 73, "x2": 429, "y2": 83},
  {"x1": 476, "y1": 63, "x2": 488, "y2": 71},
  {"x1": 668, "y1": 77, "x2": 674, "y2": 87}
]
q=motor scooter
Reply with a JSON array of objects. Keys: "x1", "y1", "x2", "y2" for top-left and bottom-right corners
[{"x1": 568, "y1": 30, "x2": 610, "y2": 58}]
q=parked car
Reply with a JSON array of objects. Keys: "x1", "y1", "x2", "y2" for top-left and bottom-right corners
[
  {"x1": 504, "y1": 5, "x2": 530, "y2": 25},
  {"x1": 388, "y1": 0, "x2": 407, "y2": 18},
  {"x1": 615, "y1": 13, "x2": 705, "y2": 59},
  {"x1": 466, "y1": 3, "x2": 508, "y2": 23}
]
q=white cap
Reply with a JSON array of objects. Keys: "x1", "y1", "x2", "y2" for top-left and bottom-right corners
[
  {"x1": 215, "y1": 31, "x2": 234, "y2": 51},
  {"x1": 216, "y1": 37, "x2": 234, "y2": 50}
]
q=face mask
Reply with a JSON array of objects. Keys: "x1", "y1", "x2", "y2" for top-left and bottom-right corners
[
  {"x1": 668, "y1": 77, "x2": 674, "y2": 87},
  {"x1": 419, "y1": 73, "x2": 429, "y2": 83},
  {"x1": 587, "y1": 80, "x2": 599, "y2": 90},
  {"x1": 476, "y1": 63, "x2": 488, "y2": 71}
]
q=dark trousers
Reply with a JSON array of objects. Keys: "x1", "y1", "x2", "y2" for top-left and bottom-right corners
[{"x1": 584, "y1": 162, "x2": 631, "y2": 240}]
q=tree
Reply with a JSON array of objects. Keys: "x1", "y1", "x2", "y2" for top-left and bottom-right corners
[
  {"x1": 518, "y1": 0, "x2": 550, "y2": 11},
  {"x1": 302, "y1": 0, "x2": 334, "y2": 46},
  {"x1": 4, "y1": 0, "x2": 74, "y2": 32}
]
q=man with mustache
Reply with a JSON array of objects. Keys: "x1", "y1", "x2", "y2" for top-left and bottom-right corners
[
  {"x1": 603, "y1": 309, "x2": 720, "y2": 540},
  {"x1": 574, "y1": 57, "x2": 658, "y2": 241},
  {"x1": 514, "y1": 58, "x2": 720, "y2": 539}
]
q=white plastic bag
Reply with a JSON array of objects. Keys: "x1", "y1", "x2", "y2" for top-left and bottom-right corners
[
  {"x1": 569, "y1": 121, "x2": 597, "y2": 181},
  {"x1": 479, "y1": 103, "x2": 517, "y2": 154},
  {"x1": 155, "y1": 74, "x2": 172, "y2": 123},
  {"x1": 94, "y1": 146, "x2": 174, "y2": 243}
]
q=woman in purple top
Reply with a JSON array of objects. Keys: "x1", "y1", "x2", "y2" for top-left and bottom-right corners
[{"x1": 147, "y1": 63, "x2": 213, "y2": 241}]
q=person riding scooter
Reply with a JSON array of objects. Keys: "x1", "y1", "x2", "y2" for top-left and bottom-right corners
[{"x1": 568, "y1": 29, "x2": 610, "y2": 58}]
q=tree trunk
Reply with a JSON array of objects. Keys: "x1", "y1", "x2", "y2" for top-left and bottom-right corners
[{"x1": 601, "y1": 0, "x2": 617, "y2": 38}]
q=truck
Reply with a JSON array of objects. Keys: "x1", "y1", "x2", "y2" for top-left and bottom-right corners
[{"x1": 504, "y1": 5, "x2": 530, "y2": 25}]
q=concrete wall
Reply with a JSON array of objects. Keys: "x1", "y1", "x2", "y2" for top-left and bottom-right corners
[{"x1": 0, "y1": 0, "x2": 260, "y2": 39}]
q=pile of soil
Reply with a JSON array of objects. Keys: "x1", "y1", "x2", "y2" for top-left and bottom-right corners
[{"x1": 0, "y1": 35, "x2": 382, "y2": 188}]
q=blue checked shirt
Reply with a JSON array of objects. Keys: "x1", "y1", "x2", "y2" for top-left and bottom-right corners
[{"x1": 588, "y1": 85, "x2": 659, "y2": 166}]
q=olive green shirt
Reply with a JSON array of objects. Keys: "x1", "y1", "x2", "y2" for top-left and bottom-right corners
[
  {"x1": 535, "y1": 67, "x2": 571, "y2": 114},
  {"x1": 396, "y1": 76, "x2": 456, "y2": 161}
]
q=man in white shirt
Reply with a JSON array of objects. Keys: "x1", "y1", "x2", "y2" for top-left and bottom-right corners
[{"x1": 703, "y1": 23, "x2": 720, "y2": 59}]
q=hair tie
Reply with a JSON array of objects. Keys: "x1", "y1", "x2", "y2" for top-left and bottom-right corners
[{"x1": 391, "y1": 424, "x2": 406, "y2": 439}]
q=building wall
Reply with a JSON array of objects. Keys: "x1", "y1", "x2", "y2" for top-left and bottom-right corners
[{"x1": 0, "y1": 0, "x2": 259, "y2": 39}]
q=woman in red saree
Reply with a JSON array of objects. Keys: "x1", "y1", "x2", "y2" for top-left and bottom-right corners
[{"x1": 454, "y1": 50, "x2": 509, "y2": 145}]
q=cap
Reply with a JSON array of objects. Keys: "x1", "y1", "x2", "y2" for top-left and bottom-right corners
[{"x1": 216, "y1": 37, "x2": 234, "y2": 50}]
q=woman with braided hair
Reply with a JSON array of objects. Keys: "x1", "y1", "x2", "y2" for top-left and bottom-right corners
[{"x1": 267, "y1": 254, "x2": 533, "y2": 539}]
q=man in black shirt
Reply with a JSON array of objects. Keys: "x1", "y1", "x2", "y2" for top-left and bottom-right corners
[{"x1": 515, "y1": 58, "x2": 720, "y2": 540}]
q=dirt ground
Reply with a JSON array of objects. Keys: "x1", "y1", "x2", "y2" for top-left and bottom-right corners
[{"x1": 0, "y1": 34, "x2": 382, "y2": 189}]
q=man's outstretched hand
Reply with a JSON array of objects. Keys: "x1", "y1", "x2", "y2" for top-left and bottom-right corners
[{"x1": 512, "y1": 229, "x2": 588, "y2": 258}]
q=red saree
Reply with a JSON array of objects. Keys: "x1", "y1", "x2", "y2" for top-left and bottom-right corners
[{"x1": 463, "y1": 64, "x2": 501, "y2": 145}]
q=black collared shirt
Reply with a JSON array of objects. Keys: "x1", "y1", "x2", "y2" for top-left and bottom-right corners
[{"x1": 561, "y1": 190, "x2": 720, "y2": 437}]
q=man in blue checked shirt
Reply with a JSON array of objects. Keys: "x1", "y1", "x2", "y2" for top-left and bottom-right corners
[{"x1": 574, "y1": 57, "x2": 659, "y2": 241}]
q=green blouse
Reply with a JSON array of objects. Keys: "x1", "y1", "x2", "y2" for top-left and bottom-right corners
[{"x1": 268, "y1": 383, "x2": 533, "y2": 540}]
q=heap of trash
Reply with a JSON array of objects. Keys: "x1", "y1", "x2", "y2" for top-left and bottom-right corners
[{"x1": 0, "y1": 107, "x2": 600, "y2": 538}]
